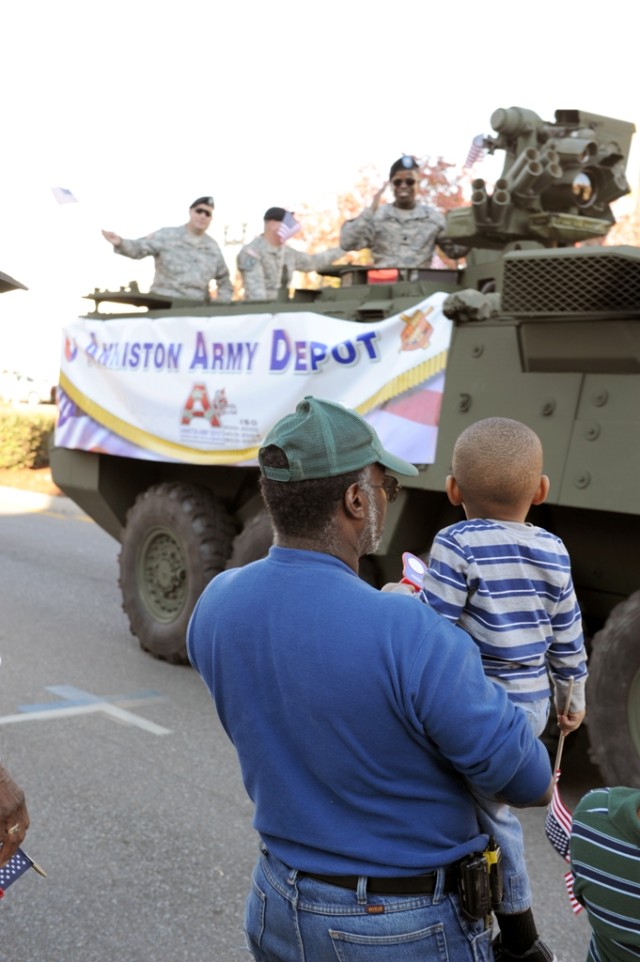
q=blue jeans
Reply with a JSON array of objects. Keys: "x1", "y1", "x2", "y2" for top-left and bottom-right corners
[
  {"x1": 244, "y1": 847, "x2": 492, "y2": 962},
  {"x1": 471, "y1": 698, "x2": 550, "y2": 915}
]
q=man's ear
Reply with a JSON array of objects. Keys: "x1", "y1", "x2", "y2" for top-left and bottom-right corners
[
  {"x1": 446, "y1": 475, "x2": 464, "y2": 507},
  {"x1": 531, "y1": 474, "x2": 550, "y2": 506},
  {"x1": 344, "y1": 480, "x2": 367, "y2": 520}
]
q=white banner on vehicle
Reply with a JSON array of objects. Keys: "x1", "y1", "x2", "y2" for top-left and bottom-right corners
[{"x1": 55, "y1": 292, "x2": 453, "y2": 466}]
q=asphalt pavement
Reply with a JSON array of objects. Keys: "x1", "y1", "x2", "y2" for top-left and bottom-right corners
[{"x1": 0, "y1": 484, "x2": 84, "y2": 517}]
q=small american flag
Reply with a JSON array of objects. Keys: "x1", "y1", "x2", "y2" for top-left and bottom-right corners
[
  {"x1": 277, "y1": 212, "x2": 301, "y2": 242},
  {"x1": 464, "y1": 135, "x2": 485, "y2": 169},
  {"x1": 545, "y1": 770, "x2": 573, "y2": 860},
  {"x1": 564, "y1": 869, "x2": 583, "y2": 915},
  {"x1": 0, "y1": 849, "x2": 33, "y2": 896},
  {"x1": 544, "y1": 769, "x2": 584, "y2": 915},
  {"x1": 51, "y1": 186, "x2": 79, "y2": 205}
]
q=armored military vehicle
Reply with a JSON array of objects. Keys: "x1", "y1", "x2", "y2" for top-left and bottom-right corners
[{"x1": 51, "y1": 106, "x2": 640, "y2": 787}]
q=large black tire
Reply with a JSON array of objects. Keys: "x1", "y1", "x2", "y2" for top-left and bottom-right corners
[
  {"x1": 118, "y1": 482, "x2": 236, "y2": 664},
  {"x1": 587, "y1": 590, "x2": 640, "y2": 787},
  {"x1": 226, "y1": 509, "x2": 273, "y2": 569}
]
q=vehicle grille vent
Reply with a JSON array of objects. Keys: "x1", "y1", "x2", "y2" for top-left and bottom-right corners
[{"x1": 502, "y1": 251, "x2": 640, "y2": 316}]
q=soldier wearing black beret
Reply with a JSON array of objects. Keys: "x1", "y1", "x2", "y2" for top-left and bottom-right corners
[
  {"x1": 340, "y1": 154, "x2": 466, "y2": 269},
  {"x1": 237, "y1": 206, "x2": 345, "y2": 301},
  {"x1": 102, "y1": 196, "x2": 231, "y2": 303}
]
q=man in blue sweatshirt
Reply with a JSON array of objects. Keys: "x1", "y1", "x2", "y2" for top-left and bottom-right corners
[{"x1": 187, "y1": 396, "x2": 553, "y2": 962}]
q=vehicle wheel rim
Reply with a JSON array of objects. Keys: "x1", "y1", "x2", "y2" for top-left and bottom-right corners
[
  {"x1": 137, "y1": 526, "x2": 187, "y2": 622},
  {"x1": 630, "y1": 665, "x2": 640, "y2": 758}
]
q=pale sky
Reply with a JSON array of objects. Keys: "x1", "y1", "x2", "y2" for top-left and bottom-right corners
[{"x1": 2, "y1": 0, "x2": 640, "y2": 378}]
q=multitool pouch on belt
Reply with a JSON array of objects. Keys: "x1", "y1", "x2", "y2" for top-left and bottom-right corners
[{"x1": 457, "y1": 836, "x2": 503, "y2": 921}]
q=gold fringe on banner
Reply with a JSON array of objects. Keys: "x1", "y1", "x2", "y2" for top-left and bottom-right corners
[{"x1": 356, "y1": 349, "x2": 449, "y2": 417}]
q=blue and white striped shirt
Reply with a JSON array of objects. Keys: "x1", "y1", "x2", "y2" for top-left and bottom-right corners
[{"x1": 420, "y1": 518, "x2": 587, "y2": 709}]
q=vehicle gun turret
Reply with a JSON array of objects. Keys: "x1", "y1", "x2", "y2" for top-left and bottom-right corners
[{"x1": 446, "y1": 107, "x2": 635, "y2": 248}]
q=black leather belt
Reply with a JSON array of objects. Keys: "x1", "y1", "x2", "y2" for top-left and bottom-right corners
[{"x1": 298, "y1": 866, "x2": 459, "y2": 895}]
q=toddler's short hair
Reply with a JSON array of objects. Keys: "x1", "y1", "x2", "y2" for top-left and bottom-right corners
[{"x1": 452, "y1": 417, "x2": 543, "y2": 510}]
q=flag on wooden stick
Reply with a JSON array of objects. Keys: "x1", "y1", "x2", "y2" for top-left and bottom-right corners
[
  {"x1": 543, "y1": 679, "x2": 583, "y2": 914},
  {"x1": 464, "y1": 135, "x2": 486, "y2": 169},
  {"x1": 545, "y1": 770, "x2": 572, "y2": 860},
  {"x1": 0, "y1": 848, "x2": 46, "y2": 898},
  {"x1": 277, "y1": 212, "x2": 301, "y2": 242},
  {"x1": 51, "y1": 187, "x2": 79, "y2": 205}
]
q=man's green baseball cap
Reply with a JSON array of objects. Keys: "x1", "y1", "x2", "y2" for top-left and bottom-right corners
[{"x1": 259, "y1": 396, "x2": 419, "y2": 481}]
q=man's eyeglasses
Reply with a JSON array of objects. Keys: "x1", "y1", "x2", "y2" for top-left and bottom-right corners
[
  {"x1": 194, "y1": 208, "x2": 212, "y2": 217},
  {"x1": 392, "y1": 178, "x2": 416, "y2": 187},
  {"x1": 370, "y1": 476, "x2": 401, "y2": 503}
]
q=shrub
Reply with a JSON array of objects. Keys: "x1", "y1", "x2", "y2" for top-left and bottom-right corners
[{"x1": 0, "y1": 404, "x2": 57, "y2": 469}]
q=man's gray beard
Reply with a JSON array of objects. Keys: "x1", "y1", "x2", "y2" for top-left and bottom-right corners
[{"x1": 358, "y1": 479, "x2": 384, "y2": 557}]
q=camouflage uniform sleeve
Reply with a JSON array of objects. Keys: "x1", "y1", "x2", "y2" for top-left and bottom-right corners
[
  {"x1": 116, "y1": 232, "x2": 162, "y2": 260},
  {"x1": 288, "y1": 247, "x2": 344, "y2": 272},
  {"x1": 237, "y1": 245, "x2": 267, "y2": 300},
  {"x1": 340, "y1": 208, "x2": 375, "y2": 251},
  {"x1": 213, "y1": 251, "x2": 233, "y2": 303}
]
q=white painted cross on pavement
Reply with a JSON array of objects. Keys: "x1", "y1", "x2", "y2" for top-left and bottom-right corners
[{"x1": 0, "y1": 685, "x2": 171, "y2": 735}]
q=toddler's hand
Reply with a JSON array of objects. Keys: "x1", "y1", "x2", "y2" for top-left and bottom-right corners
[{"x1": 557, "y1": 708, "x2": 585, "y2": 734}]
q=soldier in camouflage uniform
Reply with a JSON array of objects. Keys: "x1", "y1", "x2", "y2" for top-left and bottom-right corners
[
  {"x1": 102, "y1": 197, "x2": 232, "y2": 303},
  {"x1": 340, "y1": 157, "x2": 466, "y2": 268},
  {"x1": 238, "y1": 207, "x2": 344, "y2": 301}
]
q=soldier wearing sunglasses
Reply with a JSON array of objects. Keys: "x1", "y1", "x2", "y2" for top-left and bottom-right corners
[
  {"x1": 340, "y1": 155, "x2": 466, "y2": 269},
  {"x1": 102, "y1": 196, "x2": 232, "y2": 304}
]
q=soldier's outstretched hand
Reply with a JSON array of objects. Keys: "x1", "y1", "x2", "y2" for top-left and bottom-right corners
[{"x1": 101, "y1": 229, "x2": 122, "y2": 247}]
